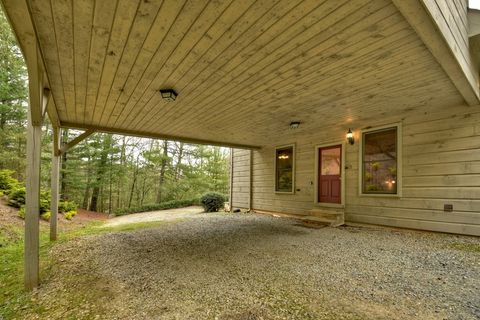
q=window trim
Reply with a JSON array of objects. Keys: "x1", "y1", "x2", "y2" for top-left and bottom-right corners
[
  {"x1": 274, "y1": 144, "x2": 295, "y2": 194},
  {"x1": 314, "y1": 142, "x2": 346, "y2": 208},
  {"x1": 358, "y1": 123, "x2": 402, "y2": 198}
]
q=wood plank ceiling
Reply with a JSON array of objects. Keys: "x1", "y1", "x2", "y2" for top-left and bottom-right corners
[{"x1": 27, "y1": 0, "x2": 464, "y2": 147}]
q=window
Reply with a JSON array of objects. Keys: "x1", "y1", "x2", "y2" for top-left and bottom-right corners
[
  {"x1": 275, "y1": 145, "x2": 294, "y2": 193},
  {"x1": 361, "y1": 125, "x2": 401, "y2": 195}
]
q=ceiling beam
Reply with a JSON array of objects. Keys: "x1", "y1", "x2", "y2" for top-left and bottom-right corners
[
  {"x1": 60, "y1": 122, "x2": 262, "y2": 150},
  {"x1": 392, "y1": 0, "x2": 480, "y2": 106}
]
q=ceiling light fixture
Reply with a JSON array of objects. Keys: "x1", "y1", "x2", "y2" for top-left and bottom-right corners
[{"x1": 159, "y1": 89, "x2": 178, "y2": 102}]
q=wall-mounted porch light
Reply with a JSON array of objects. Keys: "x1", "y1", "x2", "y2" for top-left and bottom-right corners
[
  {"x1": 346, "y1": 128, "x2": 355, "y2": 145},
  {"x1": 290, "y1": 121, "x2": 300, "y2": 129},
  {"x1": 159, "y1": 89, "x2": 178, "y2": 102}
]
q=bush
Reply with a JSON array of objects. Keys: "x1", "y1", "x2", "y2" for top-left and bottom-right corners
[
  {"x1": 200, "y1": 192, "x2": 225, "y2": 213},
  {"x1": 0, "y1": 170, "x2": 19, "y2": 194},
  {"x1": 40, "y1": 211, "x2": 51, "y2": 221},
  {"x1": 63, "y1": 210, "x2": 77, "y2": 220},
  {"x1": 59, "y1": 200, "x2": 78, "y2": 213},
  {"x1": 18, "y1": 206, "x2": 25, "y2": 219},
  {"x1": 8, "y1": 187, "x2": 25, "y2": 208},
  {"x1": 114, "y1": 198, "x2": 199, "y2": 216}
]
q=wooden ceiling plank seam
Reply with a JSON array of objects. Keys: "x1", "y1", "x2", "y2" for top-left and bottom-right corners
[
  {"x1": 122, "y1": 0, "x2": 320, "y2": 130},
  {"x1": 151, "y1": 0, "x2": 387, "y2": 132},
  {"x1": 51, "y1": 0, "x2": 76, "y2": 125},
  {"x1": 28, "y1": 0, "x2": 67, "y2": 122},
  {"x1": 59, "y1": 122, "x2": 261, "y2": 150},
  {"x1": 109, "y1": 1, "x2": 215, "y2": 126},
  {"x1": 73, "y1": 0, "x2": 94, "y2": 126},
  {"x1": 99, "y1": 0, "x2": 189, "y2": 127},
  {"x1": 152, "y1": 3, "x2": 400, "y2": 132},
  {"x1": 139, "y1": 0, "x2": 341, "y2": 131},
  {"x1": 95, "y1": 0, "x2": 161, "y2": 126},
  {"x1": 84, "y1": 0, "x2": 119, "y2": 123},
  {"x1": 116, "y1": 0, "x2": 255, "y2": 129}
]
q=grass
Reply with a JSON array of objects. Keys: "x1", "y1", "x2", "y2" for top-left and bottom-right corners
[
  {"x1": 449, "y1": 242, "x2": 480, "y2": 253},
  {"x1": 0, "y1": 216, "x2": 178, "y2": 319}
]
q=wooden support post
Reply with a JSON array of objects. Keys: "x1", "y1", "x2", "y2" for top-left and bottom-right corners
[
  {"x1": 25, "y1": 111, "x2": 42, "y2": 290},
  {"x1": 229, "y1": 148, "x2": 234, "y2": 213},
  {"x1": 50, "y1": 127, "x2": 61, "y2": 241},
  {"x1": 248, "y1": 150, "x2": 253, "y2": 212}
]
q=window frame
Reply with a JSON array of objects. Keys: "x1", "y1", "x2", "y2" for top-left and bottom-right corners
[
  {"x1": 358, "y1": 123, "x2": 402, "y2": 197},
  {"x1": 274, "y1": 144, "x2": 295, "y2": 194}
]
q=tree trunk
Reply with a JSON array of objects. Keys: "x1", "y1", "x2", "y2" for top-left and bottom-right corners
[
  {"x1": 156, "y1": 140, "x2": 168, "y2": 203},
  {"x1": 89, "y1": 134, "x2": 112, "y2": 212}
]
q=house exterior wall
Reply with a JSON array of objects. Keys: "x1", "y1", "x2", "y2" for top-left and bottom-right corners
[{"x1": 232, "y1": 103, "x2": 480, "y2": 236}]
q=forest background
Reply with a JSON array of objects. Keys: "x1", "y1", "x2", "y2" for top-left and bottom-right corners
[{"x1": 0, "y1": 10, "x2": 230, "y2": 215}]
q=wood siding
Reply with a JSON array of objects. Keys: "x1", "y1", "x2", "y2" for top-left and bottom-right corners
[
  {"x1": 231, "y1": 149, "x2": 251, "y2": 209},
  {"x1": 234, "y1": 104, "x2": 480, "y2": 236}
]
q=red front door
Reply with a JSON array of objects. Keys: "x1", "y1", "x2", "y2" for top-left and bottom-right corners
[{"x1": 318, "y1": 145, "x2": 341, "y2": 204}]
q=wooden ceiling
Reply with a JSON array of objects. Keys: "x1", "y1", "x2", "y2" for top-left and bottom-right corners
[{"x1": 12, "y1": 0, "x2": 468, "y2": 146}]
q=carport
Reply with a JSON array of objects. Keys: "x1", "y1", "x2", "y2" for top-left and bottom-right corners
[{"x1": 1, "y1": 0, "x2": 478, "y2": 290}]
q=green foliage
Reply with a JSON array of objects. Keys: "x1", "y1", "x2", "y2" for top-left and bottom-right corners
[
  {"x1": 0, "y1": 169, "x2": 19, "y2": 193},
  {"x1": 8, "y1": 186, "x2": 25, "y2": 208},
  {"x1": 59, "y1": 200, "x2": 78, "y2": 213},
  {"x1": 200, "y1": 192, "x2": 226, "y2": 212},
  {"x1": 63, "y1": 210, "x2": 77, "y2": 220},
  {"x1": 40, "y1": 211, "x2": 51, "y2": 221},
  {"x1": 18, "y1": 206, "x2": 25, "y2": 219},
  {"x1": 114, "y1": 198, "x2": 199, "y2": 216}
]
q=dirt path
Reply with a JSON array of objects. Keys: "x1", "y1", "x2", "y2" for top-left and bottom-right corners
[{"x1": 103, "y1": 206, "x2": 204, "y2": 227}]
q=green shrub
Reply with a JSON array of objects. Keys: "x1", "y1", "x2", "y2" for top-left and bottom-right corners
[
  {"x1": 18, "y1": 206, "x2": 25, "y2": 219},
  {"x1": 8, "y1": 187, "x2": 25, "y2": 208},
  {"x1": 40, "y1": 211, "x2": 51, "y2": 221},
  {"x1": 59, "y1": 200, "x2": 78, "y2": 213},
  {"x1": 0, "y1": 170, "x2": 19, "y2": 194},
  {"x1": 200, "y1": 192, "x2": 225, "y2": 213},
  {"x1": 114, "y1": 198, "x2": 199, "y2": 216},
  {"x1": 64, "y1": 210, "x2": 77, "y2": 220}
]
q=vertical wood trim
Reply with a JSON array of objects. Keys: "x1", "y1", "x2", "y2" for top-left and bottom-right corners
[
  {"x1": 229, "y1": 148, "x2": 234, "y2": 213},
  {"x1": 25, "y1": 112, "x2": 41, "y2": 290},
  {"x1": 248, "y1": 149, "x2": 253, "y2": 211},
  {"x1": 50, "y1": 127, "x2": 61, "y2": 241}
]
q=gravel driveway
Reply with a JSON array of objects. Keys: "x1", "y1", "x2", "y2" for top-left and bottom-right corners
[{"x1": 36, "y1": 212, "x2": 479, "y2": 320}]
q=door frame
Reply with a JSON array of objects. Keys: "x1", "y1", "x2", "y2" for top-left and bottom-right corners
[{"x1": 314, "y1": 142, "x2": 346, "y2": 208}]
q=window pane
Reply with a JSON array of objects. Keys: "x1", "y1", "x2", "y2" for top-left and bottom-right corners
[
  {"x1": 276, "y1": 146, "x2": 293, "y2": 192},
  {"x1": 363, "y1": 128, "x2": 397, "y2": 194},
  {"x1": 321, "y1": 147, "x2": 341, "y2": 175}
]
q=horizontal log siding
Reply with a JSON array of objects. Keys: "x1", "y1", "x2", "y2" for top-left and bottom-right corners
[
  {"x1": 231, "y1": 149, "x2": 250, "y2": 209},
  {"x1": 236, "y1": 104, "x2": 480, "y2": 236}
]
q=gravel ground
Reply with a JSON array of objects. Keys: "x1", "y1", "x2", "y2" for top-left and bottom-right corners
[{"x1": 30, "y1": 212, "x2": 480, "y2": 320}]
